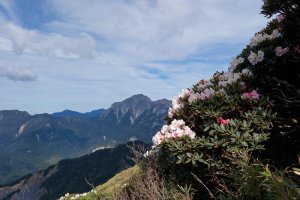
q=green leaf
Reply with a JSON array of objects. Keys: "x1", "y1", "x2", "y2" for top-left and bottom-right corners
[{"x1": 203, "y1": 126, "x2": 210, "y2": 132}]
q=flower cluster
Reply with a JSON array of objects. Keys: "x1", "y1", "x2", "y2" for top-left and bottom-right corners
[
  {"x1": 158, "y1": 28, "x2": 287, "y2": 148},
  {"x1": 230, "y1": 57, "x2": 244, "y2": 71},
  {"x1": 188, "y1": 88, "x2": 215, "y2": 103},
  {"x1": 169, "y1": 86, "x2": 217, "y2": 118},
  {"x1": 218, "y1": 71, "x2": 241, "y2": 86},
  {"x1": 59, "y1": 193, "x2": 87, "y2": 200},
  {"x1": 197, "y1": 79, "x2": 213, "y2": 90},
  {"x1": 248, "y1": 50, "x2": 264, "y2": 65},
  {"x1": 249, "y1": 30, "x2": 281, "y2": 47},
  {"x1": 59, "y1": 190, "x2": 96, "y2": 200},
  {"x1": 242, "y1": 90, "x2": 260, "y2": 100},
  {"x1": 152, "y1": 119, "x2": 196, "y2": 146},
  {"x1": 171, "y1": 89, "x2": 190, "y2": 111},
  {"x1": 275, "y1": 46, "x2": 289, "y2": 56},
  {"x1": 168, "y1": 65, "x2": 255, "y2": 119}
]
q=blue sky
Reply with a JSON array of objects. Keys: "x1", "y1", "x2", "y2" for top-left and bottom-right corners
[{"x1": 0, "y1": 0, "x2": 268, "y2": 114}]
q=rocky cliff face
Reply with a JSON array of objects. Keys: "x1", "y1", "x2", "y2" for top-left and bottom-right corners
[
  {"x1": 105, "y1": 94, "x2": 152, "y2": 124},
  {"x1": 0, "y1": 167, "x2": 57, "y2": 200},
  {"x1": 0, "y1": 110, "x2": 31, "y2": 143},
  {"x1": 99, "y1": 94, "x2": 171, "y2": 142}
]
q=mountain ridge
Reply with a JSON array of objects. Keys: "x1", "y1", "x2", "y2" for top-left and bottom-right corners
[
  {"x1": 0, "y1": 142, "x2": 147, "y2": 200},
  {"x1": 0, "y1": 94, "x2": 170, "y2": 184}
]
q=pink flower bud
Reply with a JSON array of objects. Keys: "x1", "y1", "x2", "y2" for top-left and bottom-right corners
[{"x1": 216, "y1": 117, "x2": 230, "y2": 125}]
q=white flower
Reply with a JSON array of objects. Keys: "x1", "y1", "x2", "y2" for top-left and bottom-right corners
[
  {"x1": 249, "y1": 29, "x2": 281, "y2": 47},
  {"x1": 230, "y1": 57, "x2": 244, "y2": 71},
  {"x1": 197, "y1": 80, "x2": 213, "y2": 90},
  {"x1": 218, "y1": 71, "x2": 241, "y2": 86},
  {"x1": 270, "y1": 29, "x2": 281, "y2": 39},
  {"x1": 217, "y1": 88, "x2": 226, "y2": 95},
  {"x1": 203, "y1": 88, "x2": 215, "y2": 99},
  {"x1": 171, "y1": 88, "x2": 191, "y2": 111},
  {"x1": 172, "y1": 96, "x2": 183, "y2": 110},
  {"x1": 170, "y1": 119, "x2": 185, "y2": 130},
  {"x1": 152, "y1": 131, "x2": 165, "y2": 146},
  {"x1": 257, "y1": 50, "x2": 264, "y2": 62},
  {"x1": 248, "y1": 50, "x2": 264, "y2": 65},
  {"x1": 161, "y1": 125, "x2": 169, "y2": 133},
  {"x1": 183, "y1": 126, "x2": 196, "y2": 138},
  {"x1": 168, "y1": 107, "x2": 174, "y2": 118},
  {"x1": 152, "y1": 119, "x2": 196, "y2": 146},
  {"x1": 188, "y1": 91, "x2": 201, "y2": 103},
  {"x1": 179, "y1": 88, "x2": 191, "y2": 98},
  {"x1": 241, "y1": 68, "x2": 252, "y2": 76},
  {"x1": 248, "y1": 51, "x2": 256, "y2": 65},
  {"x1": 250, "y1": 33, "x2": 266, "y2": 47}
]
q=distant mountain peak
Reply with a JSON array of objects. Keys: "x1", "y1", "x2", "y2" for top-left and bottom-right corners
[
  {"x1": 0, "y1": 110, "x2": 30, "y2": 117},
  {"x1": 52, "y1": 110, "x2": 83, "y2": 117},
  {"x1": 106, "y1": 94, "x2": 170, "y2": 124},
  {"x1": 109, "y1": 94, "x2": 152, "y2": 123},
  {"x1": 52, "y1": 109, "x2": 106, "y2": 118}
]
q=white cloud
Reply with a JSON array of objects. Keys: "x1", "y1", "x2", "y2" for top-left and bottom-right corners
[
  {"x1": 48, "y1": 0, "x2": 266, "y2": 61},
  {"x1": 0, "y1": 21, "x2": 97, "y2": 59},
  {"x1": 0, "y1": 64, "x2": 37, "y2": 81}
]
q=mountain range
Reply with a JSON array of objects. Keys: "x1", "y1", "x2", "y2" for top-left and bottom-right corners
[
  {"x1": 52, "y1": 109, "x2": 106, "y2": 118},
  {"x1": 0, "y1": 94, "x2": 170, "y2": 184},
  {"x1": 0, "y1": 142, "x2": 147, "y2": 200}
]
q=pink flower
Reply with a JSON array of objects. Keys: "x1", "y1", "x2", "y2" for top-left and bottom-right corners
[
  {"x1": 199, "y1": 92, "x2": 206, "y2": 100},
  {"x1": 275, "y1": 46, "x2": 289, "y2": 57},
  {"x1": 276, "y1": 14, "x2": 285, "y2": 22},
  {"x1": 243, "y1": 90, "x2": 259, "y2": 100},
  {"x1": 216, "y1": 117, "x2": 230, "y2": 125},
  {"x1": 294, "y1": 45, "x2": 300, "y2": 54},
  {"x1": 172, "y1": 132, "x2": 179, "y2": 139}
]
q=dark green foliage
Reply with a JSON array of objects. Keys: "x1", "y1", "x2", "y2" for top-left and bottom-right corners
[
  {"x1": 233, "y1": 0, "x2": 300, "y2": 168},
  {"x1": 130, "y1": 0, "x2": 300, "y2": 199},
  {"x1": 224, "y1": 161, "x2": 300, "y2": 200},
  {"x1": 261, "y1": 0, "x2": 299, "y2": 17}
]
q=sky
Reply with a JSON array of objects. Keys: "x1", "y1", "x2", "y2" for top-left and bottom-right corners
[{"x1": 0, "y1": 0, "x2": 269, "y2": 114}]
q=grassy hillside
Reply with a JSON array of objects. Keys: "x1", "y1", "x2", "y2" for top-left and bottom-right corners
[{"x1": 58, "y1": 165, "x2": 141, "y2": 200}]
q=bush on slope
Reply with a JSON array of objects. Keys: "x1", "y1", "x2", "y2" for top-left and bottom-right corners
[{"x1": 120, "y1": 1, "x2": 300, "y2": 199}]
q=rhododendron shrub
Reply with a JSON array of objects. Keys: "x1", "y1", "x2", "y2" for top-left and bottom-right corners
[
  {"x1": 153, "y1": 67, "x2": 275, "y2": 175},
  {"x1": 149, "y1": 0, "x2": 300, "y2": 197}
]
